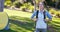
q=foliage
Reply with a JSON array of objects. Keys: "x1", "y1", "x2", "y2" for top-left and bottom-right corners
[
  {"x1": 4, "y1": 0, "x2": 12, "y2": 7},
  {"x1": 20, "y1": 3, "x2": 34, "y2": 12}
]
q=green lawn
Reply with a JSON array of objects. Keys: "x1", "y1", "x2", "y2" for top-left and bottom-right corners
[{"x1": 0, "y1": 9, "x2": 60, "y2": 32}]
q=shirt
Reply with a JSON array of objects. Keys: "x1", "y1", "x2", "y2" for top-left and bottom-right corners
[{"x1": 31, "y1": 10, "x2": 52, "y2": 29}]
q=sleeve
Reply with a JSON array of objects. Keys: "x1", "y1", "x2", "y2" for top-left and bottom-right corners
[
  {"x1": 31, "y1": 10, "x2": 36, "y2": 19},
  {"x1": 46, "y1": 11, "x2": 52, "y2": 19}
]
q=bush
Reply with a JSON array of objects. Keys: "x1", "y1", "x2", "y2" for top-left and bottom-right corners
[
  {"x1": 20, "y1": 3, "x2": 34, "y2": 12},
  {"x1": 4, "y1": 1, "x2": 12, "y2": 7},
  {"x1": 15, "y1": 2, "x2": 23, "y2": 8},
  {"x1": 56, "y1": 12, "x2": 60, "y2": 18}
]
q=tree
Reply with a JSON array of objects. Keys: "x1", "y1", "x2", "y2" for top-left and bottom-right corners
[
  {"x1": 55, "y1": 0, "x2": 60, "y2": 9},
  {"x1": 0, "y1": 0, "x2": 9, "y2": 30},
  {"x1": 0, "y1": 0, "x2": 4, "y2": 12}
]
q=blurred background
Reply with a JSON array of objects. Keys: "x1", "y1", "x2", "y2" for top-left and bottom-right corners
[{"x1": 0, "y1": 0, "x2": 60, "y2": 32}]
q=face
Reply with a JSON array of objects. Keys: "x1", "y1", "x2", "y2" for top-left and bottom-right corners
[{"x1": 39, "y1": 2, "x2": 44, "y2": 10}]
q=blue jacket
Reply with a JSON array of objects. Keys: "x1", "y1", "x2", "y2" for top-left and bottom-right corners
[{"x1": 31, "y1": 10, "x2": 52, "y2": 19}]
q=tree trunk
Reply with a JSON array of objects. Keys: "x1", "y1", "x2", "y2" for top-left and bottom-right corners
[
  {"x1": 0, "y1": 0, "x2": 4, "y2": 12},
  {"x1": 55, "y1": 0, "x2": 59, "y2": 9}
]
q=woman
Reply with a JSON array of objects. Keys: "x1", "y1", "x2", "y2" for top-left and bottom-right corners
[{"x1": 31, "y1": 2, "x2": 52, "y2": 32}]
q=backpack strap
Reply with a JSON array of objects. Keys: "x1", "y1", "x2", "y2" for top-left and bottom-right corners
[
  {"x1": 36, "y1": 10, "x2": 39, "y2": 18},
  {"x1": 43, "y1": 11, "x2": 46, "y2": 19},
  {"x1": 36, "y1": 10, "x2": 46, "y2": 19}
]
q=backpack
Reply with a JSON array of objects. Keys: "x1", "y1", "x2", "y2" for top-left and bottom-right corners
[{"x1": 36, "y1": 10, "x2": 46, "y2": 21}]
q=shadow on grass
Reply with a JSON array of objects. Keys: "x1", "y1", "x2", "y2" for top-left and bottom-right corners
[
  {"x1": 9, "y1": 16, "x2": 35, "y2": 32},
  {"x1": 48, "y1": 20, "x2": 60, "y2": 32},
  {"x1": 51, "y1": 21, "x2": 60, "y2": 28},
  {"x1": 52, "y1": 21, "x2": 60, "y2": 24},
  {"x1": 6, "y1": 16, "x2": 60, "y2": 32},
  {"x1": 0, "y1": 29, "x2": 17, "y2": 32},
  {"x1": 3, "y1": 16, "x2": 60, "y2": 32}
]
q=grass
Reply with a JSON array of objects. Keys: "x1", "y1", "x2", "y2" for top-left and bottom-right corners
[
  {"x1": 0, "y1": 8, "x2": 60, "y2": 32},
  {"x1": 47, "y1": 17, "x2": 60, "y2": 32},
  {"x1": 0, "y1": 9, "x2": 34, "y2": 32}
]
